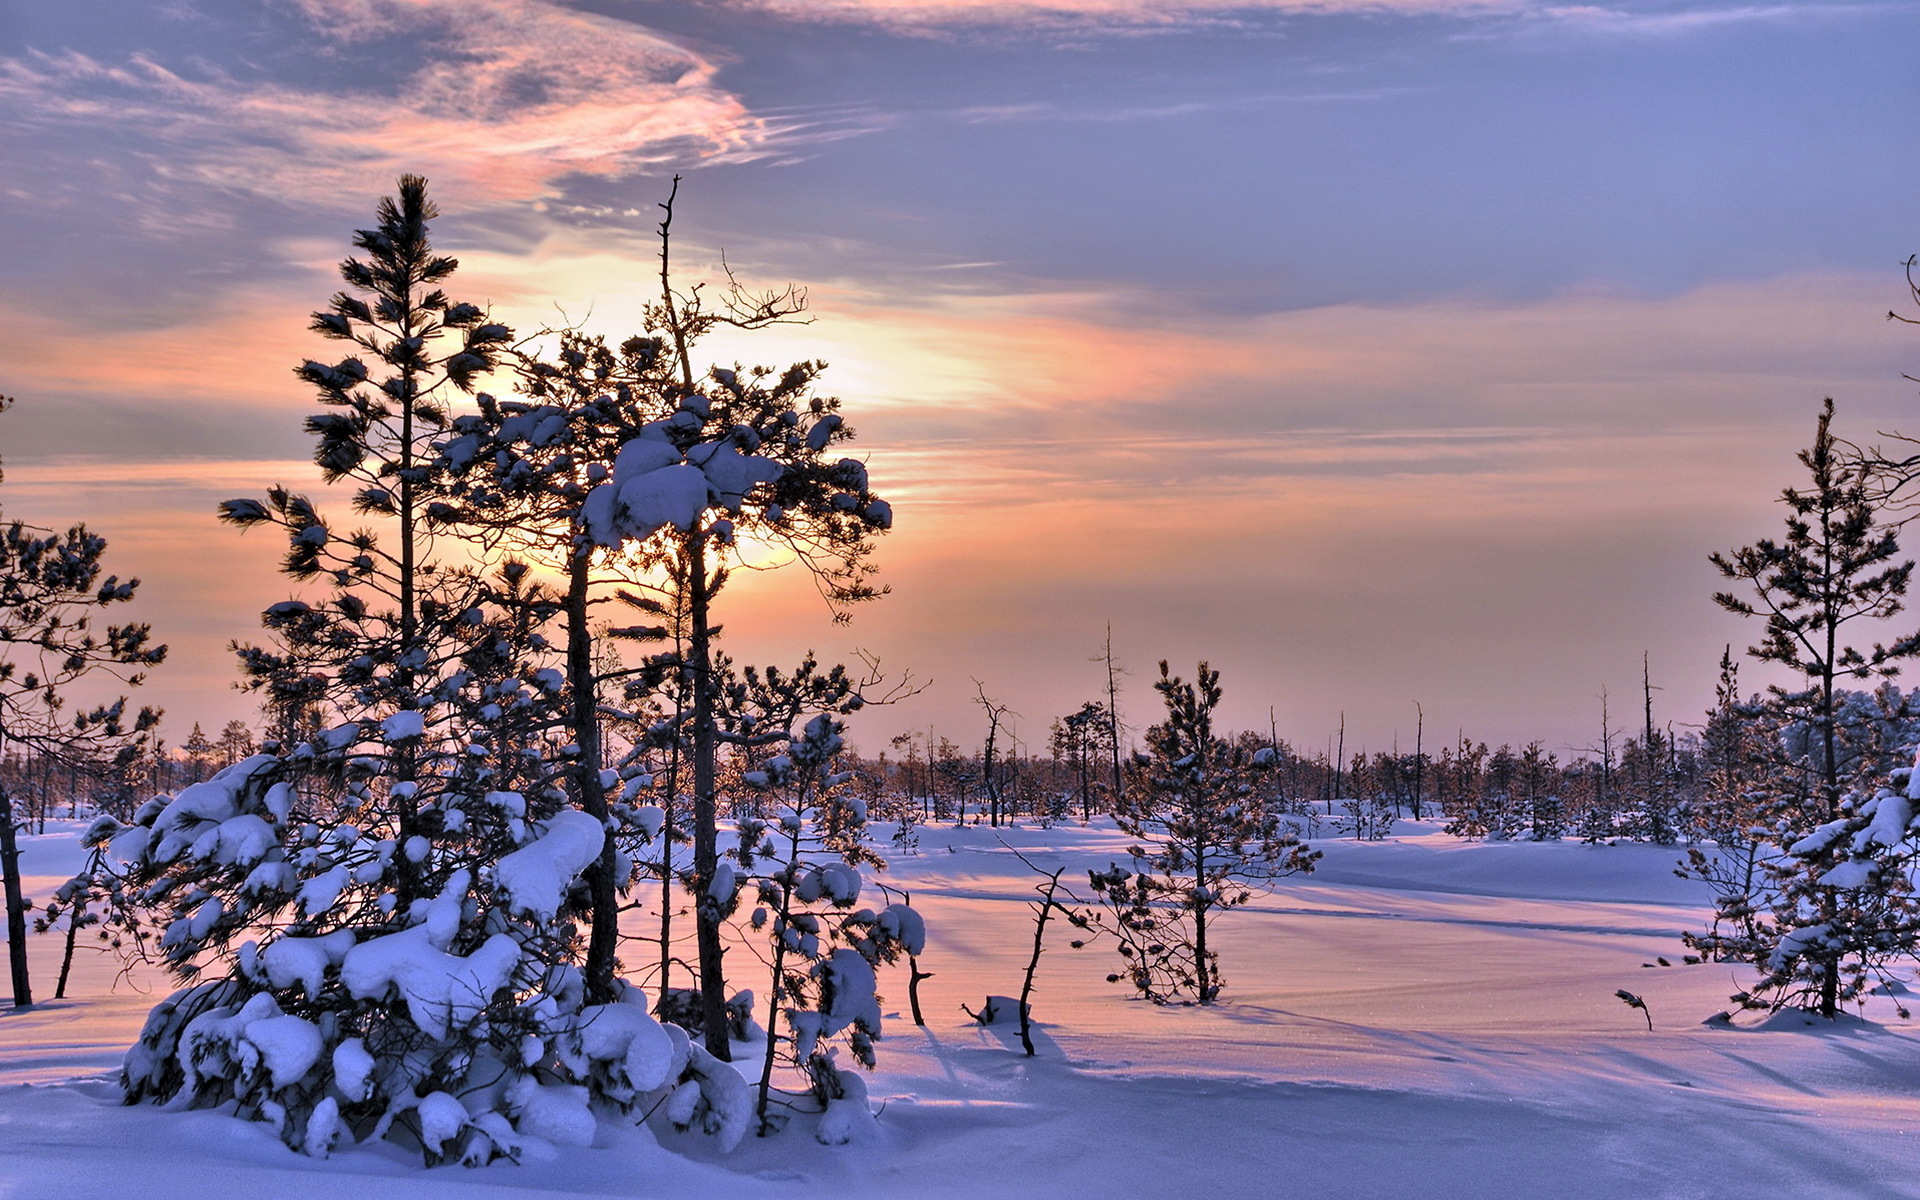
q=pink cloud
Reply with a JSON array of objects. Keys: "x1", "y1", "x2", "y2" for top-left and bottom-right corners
[{"x1": 0, "y1": 0, "x2": 773, "y2": 207}]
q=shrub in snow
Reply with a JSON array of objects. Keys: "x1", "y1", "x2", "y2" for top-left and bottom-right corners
[
  {"x1": 1338, "y1": 793, "x2": 1396, "y2": 842},
  {"x1": 1091, "y1": 661, "x2": 1318, "y2": 1005},
  {"x1": 99, "y1": 745, "x2": 675, "y2": 1161},
  {"x1": 728, "y1": 704, "x2": 919, "y2": 1136},
  {"x1": 1687, "y1": 757, "x2": 1920, "y2": 1019}
]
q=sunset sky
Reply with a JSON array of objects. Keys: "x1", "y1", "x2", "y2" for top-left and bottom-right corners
[{"x1": 3, "y1": 0, "x2": 1918, "y2": 760}]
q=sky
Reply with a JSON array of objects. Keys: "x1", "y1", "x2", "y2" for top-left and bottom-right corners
[{"x1": 2, "y1": 0, "x2": 1918, "y2": 761}]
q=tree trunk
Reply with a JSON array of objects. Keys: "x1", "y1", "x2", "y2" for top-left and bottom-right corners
[
  {"x1": 754, "y1": 823, "x2": 806, "y2": 1133},
  {"x1": 1192, "y1": 901, "x2": 1210, "y2": 1005},
  {"x1": 566, "y1": 555, "x2": 621, "y2": 1003},
  {"x1": 1018, "y1": 872, "x2": 1063, "y2": 1057},
  {"x1": 0, "y1": 787, "x2": 32, "y2": 1008},
  {"x1": 688, "y1": 538, "x2": 732, "y2": 1060},
  {"x1": 55, "y1": 890, "x2": 81, "y2": 1000},
  {"x1": 1192, "y1": 845, "x2": 1211, "y2": 1003}
]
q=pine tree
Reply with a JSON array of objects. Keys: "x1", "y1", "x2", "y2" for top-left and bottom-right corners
[
  {"x1": 218, "y1": 720, "x2": 255, "y2": 767},
  {"x1": 1089, "y1": 661, "x2": 1318, "y2": 1004},
  {"x1": 1053, "y1": 701, "x2": 1113, "y2": 823},
  {"x1": 183, "y1": 723, "x2": 214, "y2": 783},
  {"x1": 1683, "y1": 648, "x2": 1775, "y2": 960},
  {"x1": 92, "y1": 179, "x2": 695, "y2": 1162},
  {"x1": 1709, "y1": 398, "x2": 1920, "y2": 1016},
  {"x1": 1522, "y1": 741, "x2": 1562, "y2": 841}
]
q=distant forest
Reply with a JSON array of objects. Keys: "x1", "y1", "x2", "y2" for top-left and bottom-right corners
[{"x1": 16, "y1": 663, "x2": 1915, "y2": 856}]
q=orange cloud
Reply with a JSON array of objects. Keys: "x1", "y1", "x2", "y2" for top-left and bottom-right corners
[{"x1": 5, "y1": 253, "x2": 1908, "y2": 751}]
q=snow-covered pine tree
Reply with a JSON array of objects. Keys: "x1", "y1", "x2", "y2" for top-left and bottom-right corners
[
  {"x1": 92, "y1": 178, "x2": 693, "y2": 1163},
  {"x1": 1709, "y1": 397, "x2": 1920, "y2": 1016},
  {"x1": 0, "y1": 394, "x2": 166, "y2": 1009},
  {"x1": 1722, "y1": 761, "x2": 1920, "y2": 1016},
  {"x1": 1090, "y1": 661, "x2": 1318, "y2": 1004}
]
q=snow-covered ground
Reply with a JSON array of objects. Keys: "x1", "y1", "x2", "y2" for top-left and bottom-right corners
[{"x1": 7, "y1": 818, "x2": 1920, "y2": 1199}]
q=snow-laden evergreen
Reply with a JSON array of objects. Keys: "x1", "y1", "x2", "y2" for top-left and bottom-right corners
[
  {"x1": 71, "y1": 176, "x2": 911, "y2": 1165},
  {"x1": 0, "y1": 392, "x2": 166, "y2": 1009},
  {"x1": 732, "y1": 708, "x2": 924, "y2": 1139},
  {"x1": 83, "y1": 178, "x2": 695, "y2": 1162}
]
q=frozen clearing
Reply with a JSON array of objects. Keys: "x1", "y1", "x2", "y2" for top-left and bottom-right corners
[{"x1": 6, "y1": 819, "x2": 1920, "y2": 1199}]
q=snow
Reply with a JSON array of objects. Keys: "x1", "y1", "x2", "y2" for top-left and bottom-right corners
[
  {"x1": 1858, "y1": 791, "x2": 1915, "y2": 852},
  {"x1": 296, "y1": 864, "x2": 351, "y2": 918},
  {"x1": 244, "y1": 1015, "x2": 325, "y2": 1088},
  {"x1": 337, "y1": 913, "x2": 521, "y2": 1043},
  {"x1": 814, "y1": 1068, "x2": 876, "y2": 1146},
  {"x1": 614, "y1": 434, "x2": 682, "y2": 480},
  {"x1": 615, "y1": 463, "x2": 709, "y2": 539},
  {"x1": 492, "y1": 809, "x2": 606, "y2": 921},
  {"x1": 414, "y1": 1091, "x2": 469, "y2": 1156},
  {"x1": 687, "y1": 441, "x2": 783, "y2": 511},
  {"x1": 379, "y1": 711, "x2": 425, "y2": 742},
  {"x1": 505, "y1": 1078, "x2": 596, "y2": 1148},
  {"x1": 258, "y1": 932, "x2": 354, "y2": 1000},
  {"x1": 567, "y1": 1002, "x2": 676, "y2": 1093},
  {"x1": 332, "y1": 1038, "x2": 375, "y2": 1101},
  {"x1": 12, "y1": 816, "x2": 1920, "y2": 1197}
]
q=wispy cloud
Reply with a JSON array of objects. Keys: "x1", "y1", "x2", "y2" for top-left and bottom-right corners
[
  {"x1": 0, "y1": 0, "x2": 772, "y2": 208},
  {"x1": 729, "y1": 0, "x2": 1874, "y2": 37},
  {"x1": 1526, "y1": 2, "x2": 1871, "y2": 36},
  {"x1": 736, "y1": 0, "x2": 1519, "y2": 30}
]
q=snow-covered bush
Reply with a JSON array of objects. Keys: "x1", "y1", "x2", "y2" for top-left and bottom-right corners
[
  {"x1": 732, "y1": 709, "x2": 922, "y2": 1139},
  {"x1": 98, "y1": 737, "x2": 666, "y2": 1158}
]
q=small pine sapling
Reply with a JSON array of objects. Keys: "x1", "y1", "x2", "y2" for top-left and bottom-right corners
[
  {"x1": 1090, "y1": 661, "x2": 1318, "y2": 1005},
  {"x1": 728, "y1": 697, "x2": 922, "y2": 1140}
]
